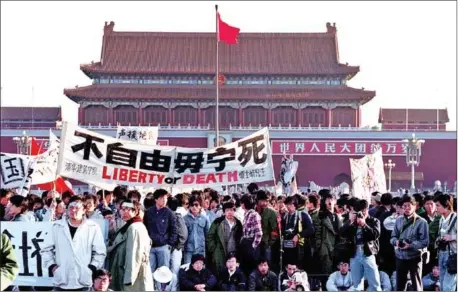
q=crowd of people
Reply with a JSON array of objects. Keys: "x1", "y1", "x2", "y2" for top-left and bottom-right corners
[{"x1": 0, "y1": 184, "x2": 456, "y2": 291}]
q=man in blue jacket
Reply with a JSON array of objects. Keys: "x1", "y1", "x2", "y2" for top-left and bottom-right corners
[{"x1": 144, "y1": 189, "x2": 177, "y2": 272}]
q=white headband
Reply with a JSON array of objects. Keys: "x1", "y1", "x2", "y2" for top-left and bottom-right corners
[
  {"x1": 69, "y1": 201, "x2": 83, "y2": 208},
  {"x1": 122, "y1": 202, "x2": 134, "y2": 209}
]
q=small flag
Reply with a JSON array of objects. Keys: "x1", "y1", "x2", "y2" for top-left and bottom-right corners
[
  {"x1": 217, "y1": 12, "x2": 240, "y2": 44},
  {"x1": 31, "y1": 137, "x2": 44, "y2": 155}
]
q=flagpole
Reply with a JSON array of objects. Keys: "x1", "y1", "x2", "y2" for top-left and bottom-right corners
[
  {"x1": 436, "y1": 108, "x2": 439, "y2": 131},
  {"x1": 215, "y1": 4, "x2": 220, "y2": 146}
]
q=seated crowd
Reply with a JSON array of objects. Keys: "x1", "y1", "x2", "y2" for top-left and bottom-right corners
[{"x1": 0, "y1": 185, "x2": 456, "y2": 291}]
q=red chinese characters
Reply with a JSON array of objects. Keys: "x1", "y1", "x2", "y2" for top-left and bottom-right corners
[{"x1": 271, "y1": 140, "x2": 409, "y2": 156}]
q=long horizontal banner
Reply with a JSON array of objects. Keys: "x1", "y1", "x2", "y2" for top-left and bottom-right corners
[
  {"x1": 271, "y1": 140, "x2": 410, "y2": 156},
  {"x1": 1, "y1": 220, "x2": 108, "y2": 286},
  {"x1": 57, "y1": 123, "x2": 274, "y2": 187}
]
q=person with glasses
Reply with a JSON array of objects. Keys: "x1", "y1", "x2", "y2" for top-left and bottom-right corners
[
  {"x1": 41, "y1": 195, "x2": 107, "y2": 291},
  {"x1": 183, "y1": 196, "x2": 210, "y2": 264},
  {"x1": 108, "y1": 199, "x2": 153, "y2": 291},
  {"x1": 91, "y1": 269, "x2": 112, "y2": 291}
]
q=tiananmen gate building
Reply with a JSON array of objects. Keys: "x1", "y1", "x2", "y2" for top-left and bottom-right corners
[{"x1": 1, "y1": 21, "x2": 456, "y2": 191}]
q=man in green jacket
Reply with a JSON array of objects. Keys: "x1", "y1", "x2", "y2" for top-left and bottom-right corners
[
  {"x1": 0, "y1": 233, "x2": 18, "y2": 291},
  {"x1": 256, "y1": 191, "x2": 279, "y2": 264}
]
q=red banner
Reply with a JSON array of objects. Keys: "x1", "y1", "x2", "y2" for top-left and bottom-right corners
[{"x1": 271, "y1": 140, "x2": 410, "y2": 156}]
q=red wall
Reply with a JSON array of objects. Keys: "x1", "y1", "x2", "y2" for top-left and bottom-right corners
[{"x1": 1, "y1": 135, "x2": 455, "y2": 189}]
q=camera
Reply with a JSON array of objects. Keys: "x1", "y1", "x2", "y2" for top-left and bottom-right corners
[
  {"x1": 398, "y1": 239, "x2": 411, "y2": 248},
  {"x1": 437, "y1": 239, "x2": 448, "y2": 251}
]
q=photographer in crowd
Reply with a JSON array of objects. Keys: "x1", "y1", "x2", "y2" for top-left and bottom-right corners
[
  {"x1": 340, "y1": 199, "x2": 382, "y2": 291},
  {"x1": 433, "y1": 193, "x2": 457, "y2": 291},
  {"x1": 391, "y1": 195, "x2": 429, "y2": 291}
]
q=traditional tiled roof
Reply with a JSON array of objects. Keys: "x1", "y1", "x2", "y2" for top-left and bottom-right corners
[
  {"x1": 80, "y1": 22, "x2": 359, "y2": 77},
  {"x1": 0, "y1": 107, "x2": 61, "y2": 120},
  {"x1": 64, "y1": 84, "x2": 375, "y2": 103},
  {"x1": 378, "y1": 108, "x2": 449, "y2": 123}
]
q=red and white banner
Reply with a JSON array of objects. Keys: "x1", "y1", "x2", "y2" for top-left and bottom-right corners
[
  {"x1": 271, "y1": 140, "x2": 409, "y2": 156},
  {"x1": 57, "y1": 123, "x2": 274, "y2": 188}
]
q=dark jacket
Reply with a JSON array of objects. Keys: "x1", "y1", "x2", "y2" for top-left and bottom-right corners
[
  {"x1": 248, "y1": 270, "x2": 278, "y2": 291},
  {"x1": 281, "y1": 211, "x2": 315, "y2": 244},
  {"x1": 340, "y1": 216, "x2": 381, "y2": 257},
  {"x1": 207, "y1": 216, "x2": 243, "y2": 273},
  {"x1": 179, "y1": 267, "x2": 217, "y2": 291},
  {"x1": 143, "y1": 206, "x2": 177, "y2": 247},
  {"x1": 217, "y1": 268, "x2": 246, "y2": 291},
  {"x1": 174, "y1": 212, "x2": 188, "y2": 250}
]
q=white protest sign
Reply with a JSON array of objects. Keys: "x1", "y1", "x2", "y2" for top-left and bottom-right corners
[
  {"x1": 116, "y1": 126, "x2": 158, "y2": 145},
  {"x1": 57, "y1": 123, "x2": 274, "y2": 188},
  {"x1": 1, "y1": 154, "x2": 33, "y2": 189},
  {"x1": 0, "y1": 219, "x2": 108, "y2": 287},
  {"x1": 350, "y1": 148, "x2": 387, "y2": 202}
]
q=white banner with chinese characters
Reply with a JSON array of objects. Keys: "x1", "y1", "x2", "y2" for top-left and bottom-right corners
[
  {"x1": 0, "y1": 220, "x2": 108, "y2": 286},
  {"x1": 0, "y1": 133, "x2": 60, "y2": 189},
  {"x1": 350, "y1": 148, "x2": 387, "y2": 202},
  {"x1": 116, "y1": 126, "x2": 158, "y2": 145},
  {"x1": 57, "y1": 123, "x2": 274, "y2": 188}
]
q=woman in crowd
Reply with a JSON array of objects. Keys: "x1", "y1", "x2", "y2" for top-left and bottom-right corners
[
  {"x1": 107, "y1": 199, "x2": 153, "y2": 291},
  {"x1": 434, "y1": 193, "x2": 457, "y2": 291}
]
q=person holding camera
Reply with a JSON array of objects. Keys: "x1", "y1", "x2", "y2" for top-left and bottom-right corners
[
  {"x1": 281, "y1": 196, "x2": 315, "y2": 271},
  {"x1": 390, "y1": 195, "x2": 429, "y2": 291},
  {"x1": 340, "y1": 199, "x2": 382, "y2": 291},
  {"x1": 433, "y1": 193, "x2": 457, "y2": 291},
  {"x1": 279, "y1": 261, "x2": 310, "y2": 291}
]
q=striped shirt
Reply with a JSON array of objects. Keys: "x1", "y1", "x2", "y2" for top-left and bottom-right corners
[{"x1": 243, "y1": 209, "x2": 263, "y2": 248}]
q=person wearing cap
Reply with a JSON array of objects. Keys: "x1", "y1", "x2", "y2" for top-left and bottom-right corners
[
  {"x1": 153, "y1": 266, "x2": 178, "y2": 291},
  {"x1": 340, "y1": 199, "x2": 382, "y2": 291},
  {"x1": 143, "y1": 189, "x2": 177, "y2": 272},
  {"x1": 390, "y1": 194, "x2": 429, "y2": 291},
  {"x1": 107, "y1": 199, "x2": 153, "y2": 291},
  {"x1": 91, "y1": 269, "x2": 113, "y2": 291},
  {"x1": 178, "y1": 254, "x2": 217, "y2": 291},
  {"x1": 217, "y1": 252, "x2": 246, "y2": 291},
  {"x1": 247, "y1": 257, "x2": 278, "y2": 291},
  {"x1": 326, "y1": 260, "x2": 355, "y2": 291},
  {"x1": 183, "y1": 195, "x2": 210, "y2": 265},
  {"x1": 207, "y1": 201, "x2": 243, "y2": 276},
  {"x1": 256, "y1": 190, "x2": 279, "y2": 264},
  {"x1": 41, "y1": 195, "x2": 107, "y2": 291}
]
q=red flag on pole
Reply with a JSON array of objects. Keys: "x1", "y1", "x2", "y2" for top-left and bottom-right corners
[
  {"x1": 217, "y1": 12, "x2": 240, "y2": 44},
  {"x1": 30, "y1": 137, "x2": 44, "y2": 155}
]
